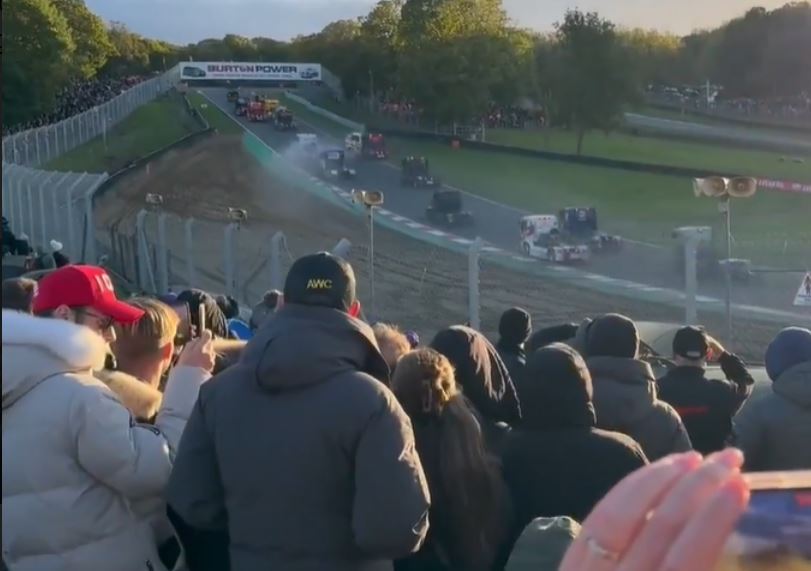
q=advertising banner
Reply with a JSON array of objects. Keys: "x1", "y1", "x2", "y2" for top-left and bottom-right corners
[
  {"x1": 757, "y1": 178, "x2": 811, "y2": 195},
  {"x1": 180, "y1": 62, "x2": 322, "y2": 82}
]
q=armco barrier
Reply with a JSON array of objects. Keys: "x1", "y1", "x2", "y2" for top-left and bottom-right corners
[{"x1": 285, "y1": 91, "x2": 365, "y2": 132}]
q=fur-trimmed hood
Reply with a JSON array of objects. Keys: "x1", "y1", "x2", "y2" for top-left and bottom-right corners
[
  {"x1": 95, "y1": 369, "x2": 163, "y2": 421},
  {"x1": 2, "y1": 310, "x2": 108, "y2": 409}
]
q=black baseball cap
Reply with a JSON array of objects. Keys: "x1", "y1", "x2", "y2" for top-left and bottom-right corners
[
  {"x1": 673, "y1": 326, "x2": 709, "y2": 360},
  {"x1": 283, "y1": 252, "x2": 356, "y2": 311}
]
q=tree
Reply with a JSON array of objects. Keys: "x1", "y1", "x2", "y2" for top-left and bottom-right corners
[
  {"x1": 51, "y1": 0, "x2": 113, "y2": 78},
  {"x1": 546, "y1": 10, "x2": 637, "y2": 154},
  {"x1": 103, "y1": 22, "x2": 151, "y2": 76},
  {"x1": 2, "y1": 0, "x2": 76, "y2": 126}
]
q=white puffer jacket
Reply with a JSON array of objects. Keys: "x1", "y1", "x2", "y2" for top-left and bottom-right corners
[{"x1": 1, "y1": 310, "x2": 209, "y2": 571}]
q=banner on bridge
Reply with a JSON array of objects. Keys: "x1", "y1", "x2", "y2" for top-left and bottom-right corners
[{"x1": 180, "y1": 62, "x2": 322, "y2": 82}]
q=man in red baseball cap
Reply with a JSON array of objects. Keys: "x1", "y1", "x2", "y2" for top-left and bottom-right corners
[{"x1": 32, "y1": 265, "x2": 144, "y2": 343}]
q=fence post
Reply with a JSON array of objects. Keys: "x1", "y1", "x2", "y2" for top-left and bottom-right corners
[
  {"x1": 135, "y1": 209, "x2": 157, "y2": 292},
  {"x1": 49, "y1": 172, "x2": 71, "y2": 245},
  {"x1": 82, "y1": 175, "x2": 108, "y2": 264},
  {"x1": 224, "y1": 223, "x2": 238, "y2": 298},
  {"x1": 26, "y1": 172, "x2": 43, "y2": 244},
  {"x1": 64, "y1": 173, "x2": 87, "y2": 261},
  {"x1": 38, "y1": 172, "x2": 58, "y2": 249},
  {"x1": 184, "y1": 218, "x2": 196, "y2": 287},
  {"x1": 468, "y1": 238, "x2": 482, "y2": 331},
  {"x1": 156, "y1": 211, "x2": 169, "y2": 294},
  {"x1": 684, "y1": 239, "x2": 699, "y2": 325},
  {"x1": 15, "y1": 168, "x2": 25, "y2": 235},
  {"x1": 270, "y1": 231, "x2": 286, "y2": 290},
  {"x1": 2, "y1": 165, "x2": 11, "y2": 222}
]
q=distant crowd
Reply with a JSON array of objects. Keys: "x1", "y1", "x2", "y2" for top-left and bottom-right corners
[
  {"x1": 647, "y1": 88, "x2": 811, "y2": 124},
  {"x1": 2, "y1": 240, "x2": 809, "y2": 570},
  {"x1": 3, "y1": 75, "x2": 146, "y2": 136}
]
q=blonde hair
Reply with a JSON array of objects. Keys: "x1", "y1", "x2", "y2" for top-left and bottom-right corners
[
  {"x1": 372, "y1": 322, "x2": 412, "y2": 369},
  {"x1": 392, "y1": 348, "x2": 458, "y2": 416},
  {"x1": 113, "y1": 297, "x2": 180, "y2": 361}
]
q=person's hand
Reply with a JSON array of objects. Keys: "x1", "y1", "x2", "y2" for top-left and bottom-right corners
[
  {"x1": 706, "y1": 335, "x2": 726, "y2": 361},
  {"x1": 176, "y1": 330, "x2": 216, "y2": 373},
  {"x1": 559, "y1": 449, "x2": 749, "y2": 571}
]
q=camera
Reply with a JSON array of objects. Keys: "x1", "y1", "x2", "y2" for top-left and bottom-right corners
[
  {"x1": 228, "y1": 208, "x2": 248, "y2": 223},
  {"x1": 145, "y1": 193, "x2": 164, "y2": 206}
]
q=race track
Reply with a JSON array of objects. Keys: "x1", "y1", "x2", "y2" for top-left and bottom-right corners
[{"x1": 201, "y1": 87, "x2": 800, "y2": 312}]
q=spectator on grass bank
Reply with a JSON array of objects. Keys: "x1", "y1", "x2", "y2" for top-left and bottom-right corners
[
  {"x1": 1, "y1": 265, "x2": 207, "y2": 571},
  {"x1": 526, "y1": 323, "x2": 579, "y2": 353},
  {"x1": 392, "y1": 348, "x2": 511, "y2": 571},
  {"x1": 167, "y1": 253, "x2": 430, "y2": 571},
  {"x1": 657, "y1": 326, "x2": 754, "y2": 455},
  {"x1": 735, "y1": 327, "x2": 811, "y2": 471},
  {"x1": 584, "y1": 313, "x2": 692, "y2": 460},
  {"x1": 2, "y1": 277, "x2": 37, "y2": 313},
  {"x1": 502, "y1": 344, "x2": 647, "y2": 540},
  {"x1": 431, "y1": 325, "x2": 521, "y2": 452},
  {"x1": 249, "y1": 289, "x2": 282, "y2": 331},
  {"x1": 496, "y1": 307, "x2": 532, "y2": 383},
  {"x1": 373, "y1": 322, "x2": 412, "y2": 374}
]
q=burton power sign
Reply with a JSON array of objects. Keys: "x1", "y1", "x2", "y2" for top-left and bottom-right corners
[{"x1": 180, "y1": 62, "x2": 322, "y2": 81}]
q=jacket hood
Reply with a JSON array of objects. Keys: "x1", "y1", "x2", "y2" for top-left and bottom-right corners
[
  {"x1": 240, "y1": 304, "x2": 389, "y2": 391},
  {"x1": 430, "y1": 325, "x2": 521, "y2": 423},
  {"x1": 521, "y1": 343, "x2": 596, "y2": 430},
  {"x1": 586, "y1": 356, "x2": 658, "y2": 425},
  {"x1": 2, "y1": 310, "x2": 108, "y2": 409},
  {"x1": 95, "y1": 369, "x2": 163, "y2": 421},
  {"x1": 773, "y1": 361, "x2": 811, "y2": 408}
]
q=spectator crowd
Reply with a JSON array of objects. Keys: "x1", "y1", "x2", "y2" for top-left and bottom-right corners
[
  {"x1": 3, "y1": 75, "x2": 146, "y2": 136},
  {"x1": 2, "y1": 247, "x2": 810, "y2": 571}
]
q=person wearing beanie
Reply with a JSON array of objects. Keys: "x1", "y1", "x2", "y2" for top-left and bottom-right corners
[
  {"x1": 497, "y1": 307, "x2": 532, "y2": 384},
  {"x1": 735, "y1": 327, "x2": 811, "y2": 471},
  {"x1": 657, "y1": 327, "x2": 755, "y2": 455},
  {"x1": 499, "y1": 344, "x2": 647, "y2": 563},
  {"x1": 50, "y1": 239, "x2": 70, "y2": 267},
  {"x1": 166, "y1": 253, "x2": 429, "y2": 571},
  {"x1": 584, "y1": 313, "x2": 692, "y2": 460}
]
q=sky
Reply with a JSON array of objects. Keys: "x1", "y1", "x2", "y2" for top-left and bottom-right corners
[{"x1": 86, "y1": 0, "x2": 787, "y2": 45}]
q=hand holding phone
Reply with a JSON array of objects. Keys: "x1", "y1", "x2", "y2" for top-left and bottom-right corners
[{"x1": 176, "y1": 329, "x2": 216, "y2": 372}]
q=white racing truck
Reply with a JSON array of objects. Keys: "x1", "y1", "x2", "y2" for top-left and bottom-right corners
[{"x1": 520, "y1": 215, "x2": 590, "y2": 263}]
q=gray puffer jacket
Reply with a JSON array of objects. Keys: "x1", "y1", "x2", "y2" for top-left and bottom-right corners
[
  {"x1": 167, "y1": 304, "x2": 431, "y2": 571},
  {"x1": 586, "y1": 356, "x2": 692, "y2": 460},
  {"x1": 734, "y1": 361, "x2": 811, "y2": 471}
]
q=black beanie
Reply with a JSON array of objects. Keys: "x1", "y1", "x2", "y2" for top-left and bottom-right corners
[
  {"x1": 499, "y1": 307, "x2": 532, "y2": 346},
  {"x1": 586, "y1": 313, "x2": 639, "y2": 358}
]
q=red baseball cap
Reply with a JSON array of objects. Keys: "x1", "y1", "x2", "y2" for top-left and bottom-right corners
[{"x1": 32, "y1": 265, "x2": 144, "y2": 324}]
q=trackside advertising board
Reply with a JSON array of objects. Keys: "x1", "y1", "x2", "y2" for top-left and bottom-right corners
[{"x1": 180, "y1": 62, "x2": 322, "y2": 81}]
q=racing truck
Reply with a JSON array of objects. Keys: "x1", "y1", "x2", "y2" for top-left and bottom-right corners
[
  {"x1": 426, "y1": 190, "x2": 473, "y2": 227},
  {"x1": 227, "y1": 89, "x2": 240, "y2": 102},
  {"x1": 297, "y1": 133, "x2": 320, "y2": 158},
  {"x1": 247, "y1": 101, "x2": 267, "y2": 122},
  {"x1": 558, "y1": 207, "x2": 623, "y2": 253},
  {"x1": 234, "y1": 98, "x2": 248, "y2": 116},
  {"x1": 520, "y1": 215, "x2": 590, "y2": 263},
  {"x1": 320, "y1": 149, "x2": 356, "y2": 179},
  {"x1": 263, "y1": 98, "x2": 281, "y2": 116},
  {"x1": 345, "y1": 132, "x2": 388, "y2": 159},
  {"x1": 274, "y1": 108, "x2": 296, "y2": 131},
  {"x1": 402, "y1": 156, "x2": 440, "y2": 188}
]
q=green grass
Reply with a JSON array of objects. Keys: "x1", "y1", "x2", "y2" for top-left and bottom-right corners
[
  {"x1": 282, "y1": 94, "x2": 811, "y2": 266},
  {"x1": 635, "y1": 105, "x2": 811, "y2": 138},
  {"x1": 45, "y1": 92, "x2": 200, "y2": 173},
  {"x1": 187, "y1": 91, "x2": 242, "y2": 135},
  {"x1": 486, "y1": 129, "x2": 811, "y2": 181}
]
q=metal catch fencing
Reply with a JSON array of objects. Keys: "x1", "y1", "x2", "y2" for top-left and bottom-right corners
[{"x1": 2, "y1": 66, "x2": 180, "y2": 168}]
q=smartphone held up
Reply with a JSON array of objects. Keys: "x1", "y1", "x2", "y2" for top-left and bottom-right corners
[{"x1": 716, "y1": 471, "x2": 811, "y2": 571}]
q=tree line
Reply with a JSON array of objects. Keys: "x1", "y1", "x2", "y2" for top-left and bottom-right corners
[{"x1": 4, "y1": 0, "x2": 810, "y2": 144}]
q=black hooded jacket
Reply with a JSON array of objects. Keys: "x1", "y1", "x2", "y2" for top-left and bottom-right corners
[
  {"x1": 502, "y1": 345, "x2": 648, "y2": 531},
  {"x1": 431, "y1": 326, "x2": 521, "y2": 450},
  {"x1": 167, "y1": 305, "x2": 430, "y2": 571}
]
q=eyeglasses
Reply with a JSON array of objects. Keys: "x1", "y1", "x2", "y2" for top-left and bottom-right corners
[{"x1": 76, "y1": 309, "x2": 114, "y2": 332}]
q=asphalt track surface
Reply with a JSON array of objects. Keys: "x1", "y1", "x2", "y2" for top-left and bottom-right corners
[
  {"x1": 202, "y1": 87, "x2": 797, "y2": 312},
  {"x1": 624, "y1": 113, "x2": 811, "y2": 154}
]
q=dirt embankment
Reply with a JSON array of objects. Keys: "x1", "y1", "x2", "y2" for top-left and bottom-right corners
[{"x1": 94, "y1": 135, "x2": 789, "y2": 361}]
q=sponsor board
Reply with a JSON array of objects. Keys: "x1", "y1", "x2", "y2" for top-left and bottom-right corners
[
  {"x1": 795, "y1": 272, "x2": 811, "y2": 307},
  {"x1": 757, "y1": 178, "x2": 811, "y2": 195},
  {"x1": 180, "y1": 62, "x2": 321, "y2": 82}
]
